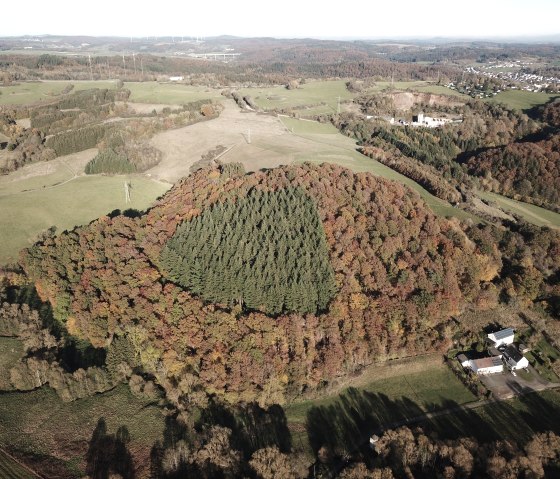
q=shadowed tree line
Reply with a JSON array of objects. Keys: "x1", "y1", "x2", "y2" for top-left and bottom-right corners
[
  {"x1": 86, "y1": 418, "x2": 134, "y2": 479},
  {"x1": 305, "y1": 388, "x2": 560, "y2": 478},
  {"x1": 149, "y1": 400, "x2": 298, "y2": 479}
]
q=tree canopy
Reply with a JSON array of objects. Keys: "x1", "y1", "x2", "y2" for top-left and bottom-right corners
[{"x1": 160, "y1": 187, "x2": 336, "y2": 315}]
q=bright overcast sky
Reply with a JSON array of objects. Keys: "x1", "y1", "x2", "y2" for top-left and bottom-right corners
[{"x1": 4, "y1": 0, "x2": 560, "y2": 39}]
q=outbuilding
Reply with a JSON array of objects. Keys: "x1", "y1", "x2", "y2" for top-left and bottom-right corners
[
  {"x1": 469, "y1": 357, "x2": 504, "y2": 375},
  {"x1": 457, "y1": 354, "x2": 470, "y2": 368},
  {"x1": 488, "y1": 328, "x2": 515, "y2": 347}
]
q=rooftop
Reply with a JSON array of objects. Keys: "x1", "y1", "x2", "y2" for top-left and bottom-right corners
[
  {"x1": 504, "y1": 345, "x2": 524, "y2": 363},
  {"x1": 472, "y1": 356, "x2": 503, "y2": 369},
  {"x1": 488, "y1": 328, "x2": 515, "y2": 340}
]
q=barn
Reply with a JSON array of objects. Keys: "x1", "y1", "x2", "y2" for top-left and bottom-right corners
[
  {"x1": 488, "y1": 328, "x2": 515, "y2": 347},
  {"x1": 469, "y1": 357, "x2": 504, "y2": 375}
]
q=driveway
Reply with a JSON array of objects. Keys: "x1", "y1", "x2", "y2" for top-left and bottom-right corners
[{"x1": 479, "y1": 365, "x2": 559, "y2": 399}]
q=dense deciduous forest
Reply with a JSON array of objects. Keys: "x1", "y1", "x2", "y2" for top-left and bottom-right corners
[
  {"x1": 20, "y1": 163, "x2": 493, "y2": 408},
  {"x1": 465, "y1": 100, "x2": 560, "y2": 210}
]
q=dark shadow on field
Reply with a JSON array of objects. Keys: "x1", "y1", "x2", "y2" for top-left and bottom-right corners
[
  {"x1": 86, "y1": 418, "x2": 135, "y2": 479},
  {"x1": 199, "y1": 399, "x2": 292, "y2": 457},
  {"x1": 517, "y1": 391, "x2": 560, "y2": 439},
  {"x1": 306, "y1": 388, "x2": 426, "y2": 456}
]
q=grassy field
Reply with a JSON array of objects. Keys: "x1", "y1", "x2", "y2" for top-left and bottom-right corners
[
  {"x1": 0, "y1": 385, "x2": 166, "y2": 477},
  {"x1": 477, "y1": 190, "x2": 560, "y2": 228},
  {"x1": 0, "y1": 81, "x2": 118, "y2": 106},
  {"x1": 279, "y1": 117, "x2": 478, "y2": 222},
  {"x1": 485, "y1": 90, "x2": 559, "y2": 111},
  {"x1": 0, "y1": 450, "x2": 37, "y2": 479},
  {"x1": 286, "y1": 359, "x2": 475, "y2": 423},
  {"x1": 0, "y1": 80, "x2": 223, "y2": 107},
  {"x1": 0, "y1": 174, "x2": 170, "y2": 264},
  {"x1": 0, "y1": 338, "x2": 24, "y2": 391},
  {"x1": 239, "y1": 80, "x2": 354, "y2": 112},
  {"x1": 285, "y1": 355, "x2": 476, "y2": 452},
  {"x1": 125, "y1": 81, "x2": 223, "y2": 104},
  {"x1": 426, "y1": 390, "x2": 560, "y2": 444}
]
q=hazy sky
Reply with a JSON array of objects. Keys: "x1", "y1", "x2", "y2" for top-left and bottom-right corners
[{"x1": 4, "y1": 0, "x2": 560, "y2": 39}]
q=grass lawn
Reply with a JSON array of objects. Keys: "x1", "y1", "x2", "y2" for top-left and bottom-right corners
[
  {"x1": 0, "y1": 81, "x2": 118, "y2": 106},
  {"x1": 525, "y1": 337, "x2": 560, "y2": 382},
  {"x1": 0, "y1": 338, "x2": 24, "y2": 391},
  {"x1": 0, "y1": 385, "x2": 165, "y2": 476},
  {"x1": 477, "y1": 190, "x2": 560, "y2": 228},
  {"x1": 0, "y1": 175, "x2": 170, "y2": 265},
  {"x1": 414, "y1": 84, "x2": 470, "y2": 98},
  {"x1": 485, "y1": 90, "x2": 559, "y2": 111},
  {"x1": 280, "y1": 116, "x2": 339, "y2": 134},
  {"x1": 125, "y1": 81, "x2": 222, "y2": 104},
  {"x1": 0, "y1": 449, "x2": 36, "y2": 479},
  {"x1": 285, "y1": 357, "x2": 476, "y2": 453},
  {"x1": 426, "y1": 390, "x2": 560, "y2": 444}
]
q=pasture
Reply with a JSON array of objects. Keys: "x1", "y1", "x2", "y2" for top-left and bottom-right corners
[
  {"x1": 0, "y1": 81, "x2": 118, "y2": 106},
  {"x1": 0, "y1": 385, "x2": 166, "y2": 477},
  {"x1": 238, "y1": 80, "x2": 354, "y2": 112},
  {"x1": 285, "y1": 355, "x2": 476, "y2": 453},
  {"x1": 0, "y1": 161, "x2": 170, "y2": 264},
  {"x1": 478, "y1": 190, "x2": 560, "y2": 228},
  {"x1": 0, "y1": 450, "x2": 37, "y2": 479},
  {"x1": 125, "y1": 81, "x2": 223, "y2": 104},
  {"x1": 485, "y1": 90, "x2": 559, "y2": 111}
]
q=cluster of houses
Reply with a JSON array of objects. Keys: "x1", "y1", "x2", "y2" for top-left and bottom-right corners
[
  {"x1": 458, "y1": 327, "x2": 529, "y2": 376},
  {"x1": 462, "y1": 64, "x2": 560, "y2": 93}
]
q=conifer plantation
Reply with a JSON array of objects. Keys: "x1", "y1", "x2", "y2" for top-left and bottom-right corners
[{"x1": 160, "y1": 188, "x2": 336, "y2": 314}]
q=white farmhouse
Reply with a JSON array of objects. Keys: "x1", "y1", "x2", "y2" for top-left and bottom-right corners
[
  {"x1": 488, "y1": 328, "x2": 515, "y2": 347},
  {"x1": 469, "y1": 357, "x2": 504, "y2": 375},
  {"x1": 503, "y1": 345, "x2": 529, "y2": 371},
  {"x1": 169, "y1": 76, "x2": 184, "y2": 81}
]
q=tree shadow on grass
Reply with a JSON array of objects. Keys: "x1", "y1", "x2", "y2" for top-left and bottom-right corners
[
  {"x1": 198, "y1": 399, "x2": 292, "y2": 458},
  {"x1": 86, "y1": 418, "x2": 135, "y2": 479},
  {"x1": 306, "y1": 388, "x2": 431, "y2": 456}
]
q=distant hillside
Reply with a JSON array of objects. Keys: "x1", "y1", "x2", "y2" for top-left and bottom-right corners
[
  {"x1": 466, "y1": 101, "x2": 560, "y2": 211},
  {"x1": 466, "y1": 133, "x2": 560, "y2": 211},
  {"x1": 21, "y1": 163, "x2": 493, "y2": 407}
]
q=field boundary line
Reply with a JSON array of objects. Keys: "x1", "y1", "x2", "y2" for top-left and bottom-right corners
[{"x1": 0, "y1": 447, "x2": 44, "y2": 478}]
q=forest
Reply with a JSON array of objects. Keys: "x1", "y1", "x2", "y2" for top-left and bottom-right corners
[
  {"x1": 160, "y1": 187, "x2": 337, "y2": 315},
  {"x1": 0, "y1": 161, "x2": 557, "y2": 478},
  {"x1": 1, "y1": 34, "x2": 560, "y2": 478},
  {"x1": 18, "y1": 163, "x2": 493, "y2": 408}
]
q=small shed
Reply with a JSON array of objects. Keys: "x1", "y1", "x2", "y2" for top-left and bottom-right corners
[
  {"x1": 457, "y1": 354, "x2": 470, "y2": 368},
  {"x1": 503, "y1": 345, "x2": 529, "y2": 371},
  {"x1": 519, "y1": 343, "x2": 530, "y2": 354},
  {"x1": 488, "y1": 328, "x2": 515, "y2": 347},
  {"x1": 469, "y1": 357, "x2": 504, "y2": 375}
]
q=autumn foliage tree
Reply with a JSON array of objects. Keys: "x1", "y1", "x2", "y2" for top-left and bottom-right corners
[{"x1": 21, "y1": 163, "x2": 492, "y2": 406}]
